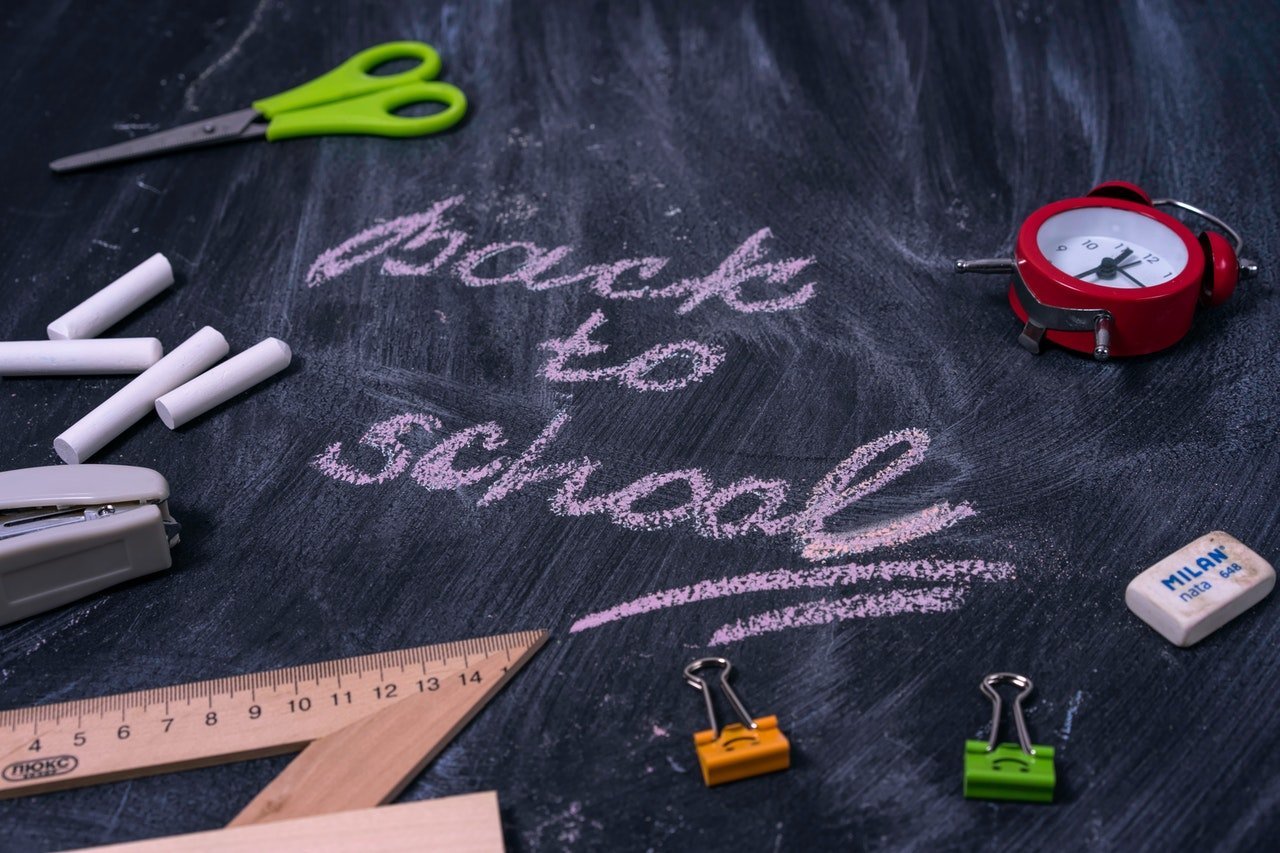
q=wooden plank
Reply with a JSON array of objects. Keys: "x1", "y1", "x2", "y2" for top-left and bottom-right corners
[
  {"x1": 73, "y1": 792, "x2": 504, "y2": 852},
  {"x1": 229, "y1": 631, "x2": 548, "y2": 826}
]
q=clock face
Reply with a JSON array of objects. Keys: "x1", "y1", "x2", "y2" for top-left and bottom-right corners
[{"x1": 1035, "y1": 207, "x2": 1190, "y2": 288}]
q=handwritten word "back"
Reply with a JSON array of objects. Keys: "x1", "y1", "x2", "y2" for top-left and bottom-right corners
[{"x1": 306, "y1": 197, "x2": 818, "y2": 315}]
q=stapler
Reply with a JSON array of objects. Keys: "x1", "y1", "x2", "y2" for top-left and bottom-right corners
[{"x1": 0, "y1": 465, "x2": 180, "y2": 626}]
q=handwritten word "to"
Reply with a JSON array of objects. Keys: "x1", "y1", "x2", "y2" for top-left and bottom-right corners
[
  {"x1": 539, "y1": 310, "x2": 726, "y2": 392},
  {"x1": 312, "y1": 408, "x2": 976, "y2": 561},
  {"x1": 305, "y1": 196, "x2": 818, "y2": 316}
]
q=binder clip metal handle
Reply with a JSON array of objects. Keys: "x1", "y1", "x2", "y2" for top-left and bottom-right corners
[
  {"x1": 980, "y1": 672, "x2": 1035, "y2": 755},
  {"x1": 965, "y1": 672, "x2": 1055, "y2": 802},
  {"x1": 683, "y1": 657, "x2": 757, "y2": 741}
]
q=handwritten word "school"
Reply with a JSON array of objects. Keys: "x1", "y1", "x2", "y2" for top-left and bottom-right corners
[
  {"x1": 313, "y1": 408, "x2": 976, "y2": 561},
  {"x1": 305, "y1": 196, "x2": 818, "y2": 315}
]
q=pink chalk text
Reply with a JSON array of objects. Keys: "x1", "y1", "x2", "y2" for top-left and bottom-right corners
[
  {"x1": 306, "y1": 194, "x2": 1006, "y2": 642},
  {"x1": 312, "y1": 408, "x2": 975, "y2": 562},
  {"x1": 305, "y1": 196, "x2": 818, "y2": 316},
  {"x1": 539, "y1": 311, "x2": 726, "y2": 392},
  {"x1": 568, "y1": 559, "x2": 1015, "y2": 643}
]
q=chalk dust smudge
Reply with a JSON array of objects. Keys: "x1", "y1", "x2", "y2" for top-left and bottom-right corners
[
  {"x1": 1060, "y1": 689, "x2": 1085, "y2": 741},
  {"x1": 182, "y1": 0, "x2": 273, "y2": 111}
]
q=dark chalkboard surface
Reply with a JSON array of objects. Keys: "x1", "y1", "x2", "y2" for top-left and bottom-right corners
[{"x1": 2, "y1": 1, "x2": 1278, "y2": 849}]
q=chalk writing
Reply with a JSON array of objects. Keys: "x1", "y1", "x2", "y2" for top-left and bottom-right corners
[
  {"x1": 306, "y1": 195, "x2": 1004, "y2": 642},
  {"x1": 311, "y1": 409, "x2": 976, "y2": 561},
  {"x1": 539, "y1": 311, "x2": 726, "y2": 392},
  {"x1": 712, "y1": 587, "x2": 963, "y2": 643},
  {"x1": 312, "y1": 414, "x2": 441, "y2": 486},
  {"x1": 568, "y1": 560, "x2": 1015, "y2": 643},
  {"x1": 305, "y1": 196, "x2": 817, "y2": 315}
]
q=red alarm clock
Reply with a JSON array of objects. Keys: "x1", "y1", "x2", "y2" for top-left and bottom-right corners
[{"x1": 955, "y1": 182, "x2": 1257, "y2": 359}]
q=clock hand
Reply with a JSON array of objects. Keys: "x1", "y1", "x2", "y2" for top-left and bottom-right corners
[
  {"x1": 1116, "y1": 260, "x2": 1145, "y2": 287},
  {"x1": 1077, "y1": 248, "x2": 1138, "y2": 281}
]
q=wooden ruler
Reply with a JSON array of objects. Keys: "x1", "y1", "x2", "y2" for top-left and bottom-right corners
[
  {"x1": 0, "y1": 629, "x2": 547, "y2": 799},
  {"x1": 78, "y1": 792, "x2": 505, "y2": 853}
]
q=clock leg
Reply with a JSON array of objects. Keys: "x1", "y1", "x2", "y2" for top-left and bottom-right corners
[
  {"x1": 1093, "y1": 315, "x2": 1113, "y2": 361},
  {"x1": 1018, "y1": 321, "x2": 1046, "y2": 354}
]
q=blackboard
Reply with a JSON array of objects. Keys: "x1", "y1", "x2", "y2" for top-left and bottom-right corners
[{"x1": 2, "y1": 1, "x2": 1278, "y2": 849}]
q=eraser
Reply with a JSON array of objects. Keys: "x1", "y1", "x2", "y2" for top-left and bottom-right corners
[
  {"x1": 1125, "y1": 531, "x2": 1275, "y2": 647},
  {"x1": 53, "y1": 326, "x2": 229, "y2": 464},
  {"x1": 155, "y1": 337, "x2": 291, "y2": 429},
  {"x1": 47, "y1": 253, "x2": 174, "y2": 340},
  {"x1": 0, "y1": 338, "x2": 163, "y2": 376}
]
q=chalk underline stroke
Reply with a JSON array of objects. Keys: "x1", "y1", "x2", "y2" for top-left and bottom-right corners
[{"x1": 569, "y1": 559, "x2": 1016, "y2": 643}]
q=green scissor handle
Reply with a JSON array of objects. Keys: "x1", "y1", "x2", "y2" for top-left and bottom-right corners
[
  {"x1": 253, "y1": 41, "x2": 442, "y2": 117},
  {"x1": 263, "y1": 81, "x2": 467, "y2": 140}
]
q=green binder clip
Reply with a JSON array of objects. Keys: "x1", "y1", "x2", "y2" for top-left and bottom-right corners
[{"x1": 963, "y1": 672, "x2": 1056, "y2": 803}]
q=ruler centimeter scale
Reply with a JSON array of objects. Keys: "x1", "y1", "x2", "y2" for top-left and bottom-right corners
[{"x1": 0, "y1": 629, "x2": 547, "y2": 799}]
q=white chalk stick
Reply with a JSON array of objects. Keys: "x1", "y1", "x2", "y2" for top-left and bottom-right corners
[
  {"x1": 0, "y1": 338, "x2": 164, "y2": 376},
  {"x1": 53, "y1": 326, "x2": 229, "y2": 464},
  {"x1": 155, "y1": 338, "x2": 292, "y2": 429},
  {"x1": 47, "y1": 253, "x2": 174, "y2": 340}
]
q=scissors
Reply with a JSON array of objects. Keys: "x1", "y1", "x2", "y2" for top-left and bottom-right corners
[{"x1": 50, "y1": 41, "x2": 467, "y2": 174}]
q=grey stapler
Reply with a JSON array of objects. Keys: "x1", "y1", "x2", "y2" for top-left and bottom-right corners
[{"x1": 0, "y1": 465, "x2": 180, "y2": 626}]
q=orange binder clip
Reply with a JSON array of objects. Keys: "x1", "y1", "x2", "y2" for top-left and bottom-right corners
[{"x1": 683, "y1": 657, "x2": 790, "y2": 786}]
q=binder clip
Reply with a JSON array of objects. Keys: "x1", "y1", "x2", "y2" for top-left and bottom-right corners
[
  {"x1": 683, "y1": 657, "x2": 789, "y2": 787},
  {"x1": 963, "y1": 673, "x2": 1055, "y2": 803}
]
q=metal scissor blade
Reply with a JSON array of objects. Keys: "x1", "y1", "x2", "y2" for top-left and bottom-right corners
[{"x1": 49, "y1": 107, "x2": 267, "y2": 173}]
